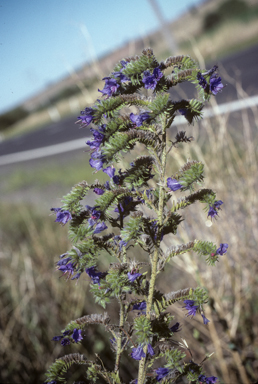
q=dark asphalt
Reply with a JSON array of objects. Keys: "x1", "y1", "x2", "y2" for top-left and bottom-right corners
[{"x1": 1, "y1": 43, "x2": 258, "y2": 158}]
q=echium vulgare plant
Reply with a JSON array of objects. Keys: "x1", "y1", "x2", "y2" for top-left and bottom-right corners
[{"x1": 46, "y1": 49, "x2": 227, "y2": 384}]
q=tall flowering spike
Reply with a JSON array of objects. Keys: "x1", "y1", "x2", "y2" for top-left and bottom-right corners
[
  {"x1": 50, "y1": 208, "x2": 72, "y2": 225},
  {"x1": 47, "y1": 50, "x2": 226, "y2": 383},
  {"x1": 216, "y1": 243, "x2": 228, "y2": 255},
  {"x1": 98, "y1": 77, "x2": 120, "y2": 97}
]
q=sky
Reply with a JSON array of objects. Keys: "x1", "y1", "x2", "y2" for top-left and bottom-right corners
[{"x1": 0, "y1": 0, "x2": 202, "y2": 114}]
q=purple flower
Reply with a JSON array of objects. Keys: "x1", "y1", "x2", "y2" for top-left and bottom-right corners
[
  {"x1": 86, "y1": 266, "x2": 107, "y2": 285},
  {"x1": 72, "y1": 328, "x2": 83, "y2": 343},
  {"x1": 130, "y1": 112, "x2": 150, "y2": 127},
  {"x1": 127, "y1": 271, "x2": 142, "y2": 282},
  {"x1": 216, "y1": 243, "x2": 228, "y2": 255},
  {"x1": 155, "y1": 367, "x2": 170, "y2": 382},
  {"x1": 183, "y1": 300, "x2": 199, "y2": 317},
  {"x1": 99, "y1": 77, "x2": 120, "y2": 97},
  {"x1": 58, "y1": 262, "x2": 75, "y2": 277},
  {"x1": 56, "y1": 257, "x2": 72, "y2": 266},
  {"x1": 50, "y1": 208, "x2": 72, "y2": 225},
  {"x1": 93, "y1": 188, "x2": 104, "y2": 195},
  {"x1": 205, "y1": 376, "x2": 218, "y2": 384},
  {"x1": 89, "y1": 150, "x2": 106, "y2": 171},
  {"x1": 198, "y1": 375, "x2": 206, "y2": 383},
  {"x1": 103, "y1": 166, "x2": 115, "y2": 178},
  {"x1": 170, "y1": 322, "x2": 181, "y2": 333},
  {"x1": 77, "y1": 107, "x2": 95, "y2": 126},
  {"x1": 71, "y1": 272, "x2": 82, "y2": 280},
  {"x1": 86, "y1": 127, "x2": 105, "y2": 150},
  {"x1": 132, "y1": 301, "x2": 146, "y2": 313},
  {"x1": 199, "y1": 375, "x2": 218, "y2": 384},
  {"x1": 210, "y1": 74, "x2": 224, "y2": 95},
  {"x1": 208, "y1": 200, "x2": 223, "y2": 220},
  {"x1": 142, "y1": 67, "x2": 163, "y2": 90},
  {"x1": 201, "y1": 314, "x2": 210, "y2": 325},
  {"x1": 179, "y1": 108, "x2": 188, "y2": 116},
  {"x1": 131, "y1": 344, "x2": 154, "y2": 360},
  {"x1": 61, "y1": 338, "x2": 70, "y2": 346},
  {"x1": 197, "y1": 72, "x2": 207, "y2": 89},
  {"x1": 93, "y1": 222, "x2": 107, "y2": 234},
  {"x1": 119, "y1": 239, "x2": 127, "y2": 251},
  {"x1": 52, "y1": 335, "x2": 63, "y2": 341},
  {"x1": 147, "y1": 343, "x2": 155, "y2": 356},
  {"x1": 150, "y1": 220, "x2": 164, "y2": 242},
  {"x1": 112, "y1": 71, "x2": 129, "y2": 83},
  {"x1": 131, "y1": 345, "x2": 146, "y2": 360},
  {"x1": 167, "y1": 178, "x2": 183, "y2": 191}
]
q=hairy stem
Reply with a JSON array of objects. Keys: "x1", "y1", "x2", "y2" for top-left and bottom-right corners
[
  {"x1": 137, "y1": 122, "x2": 167, "y2": 384},
  {"x1": 115, "y1": 298, "x2": 125, "y2": 373}
]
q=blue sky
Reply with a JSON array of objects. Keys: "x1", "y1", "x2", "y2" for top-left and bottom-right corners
[{"x1": 0, "y1": 0, "x2": 202, "y2": 114}]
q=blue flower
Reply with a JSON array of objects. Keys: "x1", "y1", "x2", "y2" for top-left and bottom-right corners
[
  {"x1": 155, "y1": 367, "x2": 170, "y2": 381},
  {"x1": 167, "y1": 178, "x2": 183, "y2": 191},
  {"x1": 103, "y1": 166, "x2": 115, "y2": 178},
  {"x1": 93, "y1": 222, "x2": 107, "y2": 234},
  {"x1": 52, "y1": 335, "x2": 63, "y2": 341},
  {"x1": 119, "y1": 239, "x2": 127, "y2": 251},
  {"x1": 208, "y1": 200, "x2": 223, "y2": 220},
  {"x1": 142, "y1": 67, "x2": 163, "y2": 90},
  {"x1": 86, "y1": 266, "x2": 107, "y2": 285},
  {"x1": 183, "y1": 300, "x2": 199, "y2": 317},
  {"x1": 131, "y1": 343, "x2": 154, "y2": 360},
  {"x1": 86, "y1": 126, "x2": 105, "y2": 150},
  {"x1": 210, "y1": 74, "x2": 224, "y2": 95},
  {"x1": 169, "y1": 322, "x2": 181, "y2": 332},
  {"x1": 131, "y1": 344, "x2": 146, "y2": 360},
  {"x1": 61, "y1": 338, "x2": 70, "y2": 346},
  {"x1": 93, "y1": 188, "x2": 104, "y2": 195},
  {"x1": 89, "y1": 150, "x2": 106, "y2": 171},
  {"x1": 99, "y1": 77, "x2": 120, "y2": 97},
  {"x1": 58, "y1": 262, "x2": 75, "y2": 278},
  {"x1": 127, "y1": 271, "x2": 142, "y2": 282},
  {"x1": 197, "y1": 72, "x2": 207, "y2": 89},
  {"x1": 198, "y1": 375, "x2": 218, "y2": 384},
  {"x1": 56, "y1": 257, "x2": 72, "y2": 266},
  {"x1": 130, "y1": 112, "x2": 150, "y2": 127},
  {"x1": 201, "y1": 314, "x2": 210, "y2": 325},
  {"x1": 77, "y1": 107, "x2": 95, "y2": 126},
  {"x1": 216, "y1": 243, "x2": 228, "y2": 255},
  {"x1": 72, "y1": 328, "x2": 83, "y2": 343},
  {"x1": 50, "y1": 208, "x2": 72, "y2": 225},
  {"x1": 132, "y1": 301, "x2": 146, "y2": 313}
]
